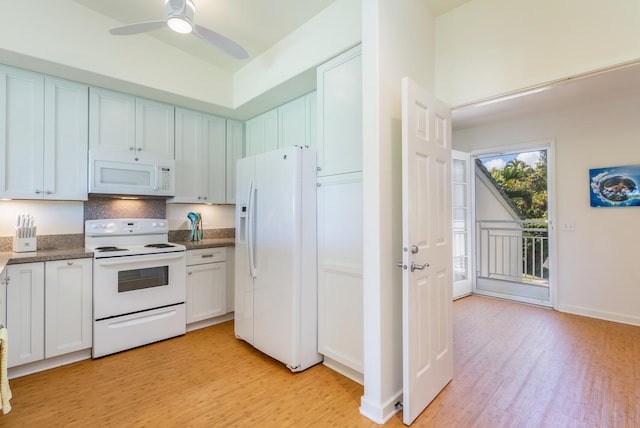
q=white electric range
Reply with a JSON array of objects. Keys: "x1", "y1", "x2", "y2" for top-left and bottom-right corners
[{"x1": 86, "y1": 218, "x2": 186, "y2": 358}]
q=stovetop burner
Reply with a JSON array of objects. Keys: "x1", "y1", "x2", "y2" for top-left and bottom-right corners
[
  {"x1": 144, "y1": 243, "x2": 176, "y2": 249},
  {"x1": 95, "y1": 246, "x2": 130, "y2": 252}
]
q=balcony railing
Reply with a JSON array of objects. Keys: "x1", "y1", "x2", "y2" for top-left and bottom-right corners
[{"x1": 476, "y1": 219, "x2": 548, "y2": 285}]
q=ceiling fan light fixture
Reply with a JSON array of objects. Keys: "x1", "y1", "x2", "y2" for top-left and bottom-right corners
[{"x1": 167, "y1": 16, "x2": 192, "y2": 33}]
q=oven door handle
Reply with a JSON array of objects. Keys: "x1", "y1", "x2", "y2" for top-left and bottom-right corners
[{"x1": 96, "y1": 252, "x2": 185, "y2": 267}]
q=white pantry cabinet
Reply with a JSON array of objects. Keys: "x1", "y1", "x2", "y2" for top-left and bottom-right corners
[
  {"x1": 186, "y1": 248, "x2": 227, "y2": 324},
  {"x1": 5, "y1": 263, "x2": 45, "y2": 367},
  {"x1": 89, "y1": 87, "x2": 175, "y2": 158},
  {"x1": 316, "y1": 45, "x2": 362, "y2": 176},
  {"x1": 315, "y1": 46, "x2": 363, "y2": 382},
  {"x1": 44, "y1": 258, "x2": 92, "y2": 358},
  {"x1": 172, "y1": 108, "x2": 226, "y2": 203},
  {"x1": 0, "y1": 67, "x2": 88, "y2": 200},
  {"x1": 5, "y1": 258, "x2": 92, "y2": 368},
  {"x1": 316, "y1": 172, "x2": 363, "y2": 376},
  {"x1": 225, "y1": 119, "x2": 244, "y2": 204}
]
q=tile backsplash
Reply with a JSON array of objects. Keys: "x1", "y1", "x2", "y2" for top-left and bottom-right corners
[{"x1": 84, "y1": 197, "x2": 166, "y2": 220}]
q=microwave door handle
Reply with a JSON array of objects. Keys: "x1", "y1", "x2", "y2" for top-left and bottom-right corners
[{"x1": 154, "y1": 166, "x2": 159, "y2": 191}]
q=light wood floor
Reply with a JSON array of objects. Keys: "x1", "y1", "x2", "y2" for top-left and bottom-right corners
[{"x1": 2, "y1": 296, "x2": 639, "y2": 427}]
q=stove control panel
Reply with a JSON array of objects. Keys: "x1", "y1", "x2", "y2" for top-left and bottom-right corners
[{"x1": 86, "y1": 219, "x2": 169, "y2": 236}]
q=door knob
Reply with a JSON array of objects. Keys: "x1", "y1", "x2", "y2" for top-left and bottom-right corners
[
  {"x1": 411, "y1": 245, "x2": 419, "y2": 254},
  {"x1": 410, "y1": 261, "x2": 429, "y2": 272}
]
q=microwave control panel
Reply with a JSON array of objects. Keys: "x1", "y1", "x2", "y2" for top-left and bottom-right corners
[{"x1": 158, "y1": 167, "x2": 173, "y2": 191}]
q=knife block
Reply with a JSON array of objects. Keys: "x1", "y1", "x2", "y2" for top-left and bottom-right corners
[{"x1": 13, "y1": 236, "x2": 37, "y2": 253}]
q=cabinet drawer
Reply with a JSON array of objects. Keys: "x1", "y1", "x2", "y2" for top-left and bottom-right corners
[{"x1": 187, "y1": 247, "x2": 226, "y2": 265}]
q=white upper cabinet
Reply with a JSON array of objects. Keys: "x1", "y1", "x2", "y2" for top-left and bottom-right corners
[
  {"x1": 0, "y1": 66, "x2": 88, "y2": 200},
  {"x1": 171, "y1": 108, "x2": 225, "y2": 204},
  {"x1": 88, "y1": 87, "x2": 135, "y2": 153},
  {"x1": 225, "y1": 119, "x2": 244, "y2": 204},
  {"x1": 44, "y1": 77, "x2": 89, "y2": 200},
  {"x1": 136, "y1": 98, "x2": 175, "y2": 157},
  {"x1": 316, "y1": 45, "x2": 362, "y2": 176},
  {"x1": 245, "y1": 109, "x2": 278, "y2": 156},
  {"x1": 245, "y1": 92, "x2": 317, "y2": 157},
  {"x1": 89, "y1": 87, "x2": 174, "y2": 158}
]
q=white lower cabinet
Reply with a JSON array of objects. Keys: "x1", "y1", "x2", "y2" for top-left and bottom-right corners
[
  {"x1": 317, "y1": 172, "x2": 363, "y2": 379},
  {"x1": 44, "y1": 259, "x2": 93, "y2": 358},
  {"x1": 5, "y1": 258, "x2": 92, "y2": 368},
  {"x1": 186, "y1": 248, "x2": 227, "y2": 324},
  {"x1": 5, "y1": 263, "x2": 45, "y2": 367}
]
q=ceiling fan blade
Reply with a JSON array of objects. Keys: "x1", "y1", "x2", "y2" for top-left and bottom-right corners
[
  {"x1": 193, "y1": 24, "x2": 249, "y2": 60},
  {"x1": 110, "y1": 21, "x2": 167, "y2": 36}
]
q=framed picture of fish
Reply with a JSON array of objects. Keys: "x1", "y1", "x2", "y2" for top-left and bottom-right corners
[{"x1": 590, "y1": 164, "x2": 640, "y2": 207}]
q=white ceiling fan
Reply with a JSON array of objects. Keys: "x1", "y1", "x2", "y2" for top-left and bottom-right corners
[{"x1": 109, "y1": 0, "x2": 249, "y2": 60}]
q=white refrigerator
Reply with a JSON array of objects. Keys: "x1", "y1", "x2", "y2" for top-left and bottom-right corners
[{"x1": 234, "y1": 146, "x2": 322, "y2": 372}]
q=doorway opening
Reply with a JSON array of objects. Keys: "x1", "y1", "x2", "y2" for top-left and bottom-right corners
[{"x1": 472, "y1": 147, "x2": 552, "y2": 307}]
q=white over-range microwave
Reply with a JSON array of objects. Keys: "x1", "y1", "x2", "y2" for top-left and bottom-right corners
[{"x1": 88, "y1": 149, "x2": 175, "y2": 197}]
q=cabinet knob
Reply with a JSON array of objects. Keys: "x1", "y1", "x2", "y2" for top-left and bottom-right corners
[
  {"x1": 188, "y1": 271, "x2": 192, "y2": 275},
  {"x1": 129, "y1": 147, "x2": 135, "y2": 151},
  {"x1": 67, "y1": 261, "x2": 74, "y2": 266},
  {"x1": 137, "y1": 147, "x2": 142, "y2": 152},
  {"x1": 46, "y1": 190, "x2": 53, "y2": 194},
  {"x1": 35, "y1": 189, "x2": 42, "y2": 194}
]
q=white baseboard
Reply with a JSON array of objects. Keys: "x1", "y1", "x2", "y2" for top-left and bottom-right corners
[
  {"x1": 322, "y1": 356, "x2": 363, "y2": 385},
  {"x1": 8, "y1": 349, "x2": 92, "y2": 379},
  {"x1": 359, "y1": 390, "x2": 403, "y2": 424},
  {"x1": 557, "y1": 304, "x2": 640, "y2": 327},
  {"x1": 186, "y1": 312, "x2": 234, "y2": 332}
]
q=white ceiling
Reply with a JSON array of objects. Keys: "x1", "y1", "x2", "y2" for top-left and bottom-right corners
[
  {"x1": 452, "y1": 62, "x2": 640, "y2": 131},
  {"x1": 73, "y1": 0, "x2": 470, "y2": 73}
]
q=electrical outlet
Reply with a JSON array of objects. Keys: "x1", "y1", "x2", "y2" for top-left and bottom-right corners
[{"x1": 561, "y1": 221, "x2": 575, "y2": 232}]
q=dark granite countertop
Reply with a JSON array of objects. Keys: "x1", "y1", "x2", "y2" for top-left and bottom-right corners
[
  {"x1": 177, "y1": 238, "x2": 235, "y2": 250},
  {"x1": 1, "y1": 247, "x2": 93, "y2": 268}
]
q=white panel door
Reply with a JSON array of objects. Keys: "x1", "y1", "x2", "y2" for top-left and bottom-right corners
[
  {"x1": 88, "y1": 87, "x2": 136, "y2": 152},
  {"x1": 452, "y1": 150, "x2": 472, "y2": 299},
  {"x1": 225, "y1": 119, "x2": 244, "y2": 204},
  {"x1": 186, "y1": 261, "x2": 227, "y2": 323},
  {"x1": 6, "y1": 262, "x2": 45, "y2": 367},
  {"x1": 203, "y1": 113, "x2": 226, "y2": 204},
  {"x1": 45, "y1": 259, "x2": 92, "y2": 358},
  {"x1": 43, "y1": 77, "x2": 89, "y2": 201},
  {"x1": 317, "y1": 172, "x2": 363, "y2": 373},
  {"x1": 278, "y1": 96, "x2": 306, "y2": 149},
  {"x1": 401, "y1": 77, "x2": 454, "y2": 425},
  {"x1": 0, "y1": 66, "x2": 44, "y2": 199},
  {"x1": 135, "y1": 98, "x2": 175, "y2": 157},
  {"x1": 173, "y1": 107, "x2": 206, "y2": 202}
]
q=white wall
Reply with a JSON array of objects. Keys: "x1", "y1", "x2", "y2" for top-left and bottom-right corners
[
  {"x1": 435, "y1": 0, "x2": 640, "y2": 107},
  {"x1": 165, "y1": 204, "x2": 235, "y2": 232},
  {"x1": 453, "y1": 94, "x2": 640, "y2": 326},
  {"x1": 0, "y1": 201, "x2": 84, "y2": 236},
  {"x1": 361, "y1": 0, "x2": 435, "y2": 423}
]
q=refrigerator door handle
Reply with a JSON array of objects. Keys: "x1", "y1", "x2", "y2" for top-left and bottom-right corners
[{"x1": 247, "y1": 180, "x2": 257, "y2": 278}]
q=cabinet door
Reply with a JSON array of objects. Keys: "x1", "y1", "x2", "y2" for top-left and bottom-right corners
[
  {"x1": 317, "y1": 172, "x2": 363, "y2": 373},
  {"x1": 186, "y1": 262, "x2": 227, "y2": 323},
  {"x1": 203, "y1": 113, "x2": 226, "y2": 204},
  {"x1": 43, "y1": 77, "x2": 89, "y2": 201},
  {"x1": 0, "y1": 270, "x2": 6, "y2": 328},
  {"x1": 45, "y1": 259, "x2": 92, "y2": 358},
  {"x1": 278, "y1": 96, "x2": 306, "y2": 149},
  {"x1": 245, "y1": 109, "x2": 278, "y2": 156},
  {"x1": 173, "y1": 108, "x2": 207, "y2": 203},
  {"x1": 317, "y1": 46, "x2": 362, "y2": 176},
  {"x1": 0, "y1": 66, "x2": 45, "y2": 199},
  {"x1": 6, "y1": 262, "x2": 45, "y2": 367},
  {"x1": 305, "y1": 91, "x2": 317, "y2": 151},
  {"x1": 225, "y1": 119, "x2": 244, "y2": 204},
  {"x1": 136, "y1": 98, "x2": 175, "y2": 157},
  {"x1": 89, "y1": 87, "x2": 136, "y2": 152}
]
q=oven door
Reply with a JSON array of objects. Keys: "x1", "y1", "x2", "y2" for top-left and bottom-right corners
[{"x1": 93, "y1": 251, "x2": 186, "y2": 320}]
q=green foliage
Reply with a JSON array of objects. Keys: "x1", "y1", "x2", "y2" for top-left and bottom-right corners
[{"x1": 489, "y1": 152, "x2": 548, "y2": 220}]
